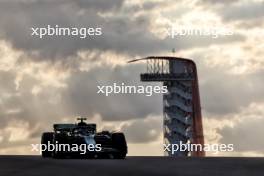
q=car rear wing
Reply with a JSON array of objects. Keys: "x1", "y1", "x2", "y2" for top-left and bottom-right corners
[{"x1": 53, "y1": 124, "x2": 76, "y2": 131}]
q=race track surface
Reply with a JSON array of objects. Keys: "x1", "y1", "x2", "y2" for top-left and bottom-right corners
[{"x1": 0, "y1": 156, "x2": 263, "y2": 176}]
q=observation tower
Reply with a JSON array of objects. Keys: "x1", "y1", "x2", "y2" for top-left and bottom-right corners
[{"x1": 129, "y1": 56, "x2": 205, "y2": 157}]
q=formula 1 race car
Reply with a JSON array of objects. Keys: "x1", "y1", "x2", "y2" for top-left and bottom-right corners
[{"x1": 41, "y1": 118, "x2": 127, "y2": 159}]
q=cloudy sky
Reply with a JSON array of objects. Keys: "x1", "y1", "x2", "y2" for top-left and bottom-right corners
[{"x1": 0, "y1": 0, "x2": 263, "y2": 156}]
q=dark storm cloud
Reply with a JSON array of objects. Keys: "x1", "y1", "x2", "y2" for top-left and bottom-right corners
[
  {"x1": 198, "y1": 0, "x2": 238, "y2": 5},
  {"x1": 74, "y1": 0, "x2": 124, "y2": 11},
  {"x1": 0, "y1": 70, "x2": 17, "y2": 128},
  {"x1": 0, "y1": 0, "x2": 166, "y2": 60},
  {"x1": 218, "y1": 117, "x2": 264, "y2": 152},
  {"x1": 62, "y1": 64, "x2": 163, "y2": 121},
  {"x1": 120, "y1": 117, "x2": 162, "y2": 143},
  {"x1": 3, "y1": 0, "x2": 124, "y2": 11},
  {"x1": 197, "y1": 0, "x2": 264, "y2": 27},
  {"x1": 197, "y1": 62, "x2": 264, "y2": 116},
  {"x1": 0, "y1": 0, "x2": 245, "y2": 63},
  {"x1": 0, "y1": 71, "x2": 16, "y2": 94},
  {"x1": 0, "y1": 72, "x2": 68, "y2": 129},
  {"x1": 220, "y1": 1, "x2": 264, "y2": 21}
]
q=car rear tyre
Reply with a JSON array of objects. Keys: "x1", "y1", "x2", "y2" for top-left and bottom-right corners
[
  {"x1": 112, "y1": 133, "x2": 127, "y2": 159},
  {"x1": 41, "y1": 132, "x2": 54, "y2": 158}
]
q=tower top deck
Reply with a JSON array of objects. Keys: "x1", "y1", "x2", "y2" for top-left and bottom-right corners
[{"x1": 128, "y1": 56, "x2": 196, "y2": 82}]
